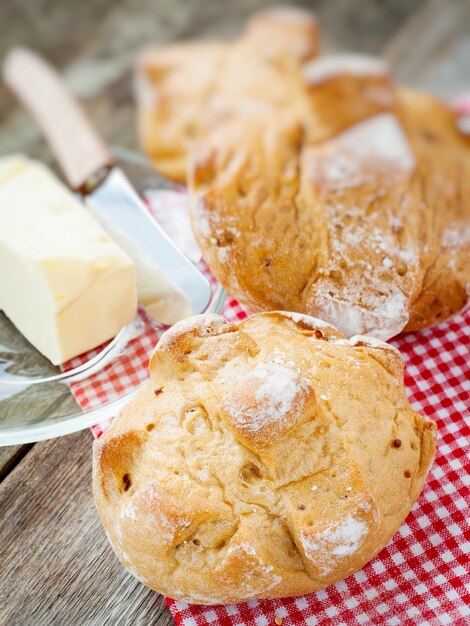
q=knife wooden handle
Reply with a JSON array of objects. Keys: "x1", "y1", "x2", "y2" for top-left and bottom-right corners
[{"x1": 3, "y1": 47, "x2": 112, "y2": 190}]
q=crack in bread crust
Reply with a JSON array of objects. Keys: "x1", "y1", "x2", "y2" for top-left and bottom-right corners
[{"x1": 93, "y1": 311, "x2": 437, "y2": 605}]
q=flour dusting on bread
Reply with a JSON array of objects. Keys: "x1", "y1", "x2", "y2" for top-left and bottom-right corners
[
  {"x1": 121, "y1": 502, "x2": 137, "y2": 521},
  {"x1": 224, "y1": 361, "x2": 309, "y2": 433},
  {"x1": 156, "y1": 313, "x2": 229, "y2": 350},
  {"x1": 304, "y1": 54, "x2": 389, "y2": 86},
  {"x1": 312, "y1": 289, "x2": 409, "y2": 339},
  {"x1": 222, "y1": 542, "x2": 283, "y2": 594},
  {"x1": 344, "y1": 334, "x2": 401, "y2": 354},
  {"x1": 443, "y1": 223, "x2": 470, "y2": 248},
  {"x1": 275, "y1": 311, "x2": 337, "y2": 331},
  {"x1": 301, "y1": 516, "x2": 368, "y2": 575},
  {"x1": 308, "y1": 113, "x2": 415, "y2": 191},
  {"x1": 253, "y1": 362, "x2": 304, "y2": 426},
  {"x1": 192, "y1": 196, "x2": 214, "y2": 238}
]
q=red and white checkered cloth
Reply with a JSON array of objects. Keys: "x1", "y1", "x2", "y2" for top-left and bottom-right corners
[{"x1": 66, "y1": 189, "x2": 469, "y2": 625}]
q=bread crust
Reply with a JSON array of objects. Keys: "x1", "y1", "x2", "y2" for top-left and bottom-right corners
[
  {"x1": 136, "y1": 11, "x2": 470, "y2": 338},
  {"x1": 135, "y1": 8, "x2": 319, "y2": 183},
  {"x1": 93, "y1": 312, "x2": 437, "y2": 604}
]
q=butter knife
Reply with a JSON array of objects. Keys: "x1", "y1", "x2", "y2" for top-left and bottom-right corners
[{"x1": 3, "y1": 47, "x2": 212, "y2": 322}]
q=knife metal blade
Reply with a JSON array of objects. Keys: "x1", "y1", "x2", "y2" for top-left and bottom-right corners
[
  {"x1": 2, "y1": 47, "x2": 212, "y2": 320},
  {"x1": 86, "y1": 167, "x2": 211, "y2": 316}
]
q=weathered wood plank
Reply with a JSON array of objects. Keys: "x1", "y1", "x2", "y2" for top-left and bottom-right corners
[
  {"x1": 383, "y1": 0, "x2": 470, "y2": 98},
  {"x1": 0, "y1": 429, "x2": 174, "y2": 626},
  {"x1": 0, "y1": 443, "x2": 33, "y2": 482}
]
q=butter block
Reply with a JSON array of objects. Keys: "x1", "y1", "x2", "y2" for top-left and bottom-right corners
[{"x1": 0, "y1": 156, "x2": 137, "y2": 365}]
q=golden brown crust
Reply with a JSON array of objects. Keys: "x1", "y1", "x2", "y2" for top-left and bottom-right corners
[
  {"x1": 136, "y1": 12, "x2": 470, "y2": 338},
  {"x1": 93, "y1": 312, "x2": 437, "y2": 604},
  {"x1": 397, "y1": 88, "x2": 470, "y2": 331},
  {"x1": 135, "y1": 8, "x2": 319, "y2": 183},
  {"x1": 189, "y1": 85, "x2": 470, "y2": 338}
]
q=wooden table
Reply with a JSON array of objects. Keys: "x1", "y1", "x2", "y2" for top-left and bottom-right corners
[{"x1": 0, "y1": 1, "x2": 468, "y2": 624}]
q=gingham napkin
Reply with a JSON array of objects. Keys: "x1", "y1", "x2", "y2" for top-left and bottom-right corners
[{"x1": 68, "y1": 187, "x2": 469, "y2": 626}]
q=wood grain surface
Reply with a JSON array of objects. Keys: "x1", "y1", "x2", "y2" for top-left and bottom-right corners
[
  {"x1": 0, "y1": 1, "x2": 468, "y2": 624},
  {"x1": 0, "y1": 443, "x2": 32, "y2": 482},
  {"x1": 0, "y1": 430, "x2": 174, "y2": 626}
]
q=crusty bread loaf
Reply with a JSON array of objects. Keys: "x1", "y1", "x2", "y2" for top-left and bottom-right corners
[
  {"x1": 135, "y1": 8, "x2": 319, "y2": 183},
  {"x1": 136, "y1": 10, "x2": 470, "y2": 339},
  {"x1": 93, "y1": 312, "x2": 437, "y2": 605},
  {"x1": 191, "y1": 88, "x2": 470, "y2": 338}
]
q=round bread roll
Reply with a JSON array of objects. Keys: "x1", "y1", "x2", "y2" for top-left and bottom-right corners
[
  {"x1": 136, "y1": 10, "x2": 470, "y2": 339},
  {"x1": 93, "y1": 312, "x2": 437, "y2": 605},
  {"x1": 189, "y1": 72, "x2": 470, "y2": 340},
  {"x1": 191, "y1": 87, "x2": 470, "y2": 340}
]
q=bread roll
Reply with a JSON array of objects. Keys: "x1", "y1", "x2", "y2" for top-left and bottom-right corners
[
  {"x1": 136, "y1": 11, "x2": 470, "y2": 338},
  {"x1": 189, "y1": 72, "x2": 470, "y2": 339},
  {"x1": 135, "y1": 8, "x2": 319, "y2": 183},
  {"x1": 93, "y1": 312, "x2": 436, "y2": 605}
]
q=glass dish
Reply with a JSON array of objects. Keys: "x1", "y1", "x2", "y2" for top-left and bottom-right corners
[{"x1": 0, "y1": 149, "x2": 226, "y2": 445}]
